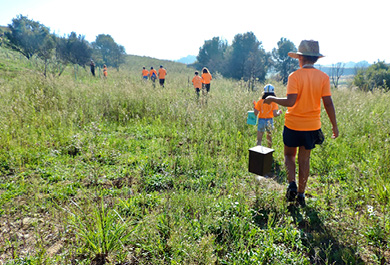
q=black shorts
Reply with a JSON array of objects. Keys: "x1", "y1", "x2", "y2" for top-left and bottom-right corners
[
  {"x1": 283, "y1": 126, "x2": 324, "y2": 150},
  {"x1": 159, "y1": 79, "x2": 165, "y2": 85},
  {"x1": 203, "y1": 83, "x2": 210, "y2": 92}
]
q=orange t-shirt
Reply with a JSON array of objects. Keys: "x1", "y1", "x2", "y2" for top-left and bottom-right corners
[
  {"x1": 150, "y1": 69, "x2": 157, "y2": 78},
  {"x1": 142, "y1": 69, "x2": 149, "y2": 77},
  {"x1": 103, "y1": 66, "x2": 107, "y2": 77},
  {"x1": 192, "y1": 75, "x2": 202, "y2": 89},
  {"x1": 285, "y1": 68, "x2": 331, "y2": 131},
  {"x1": 255, "y1": 99, "x2": 279, "y2": 119},
  {"x1": 158, "y1": 68, "x2": 167, "y2": 79},
  {"x1": 201, "y1": 73, "x2": 212, "y2": 84}
]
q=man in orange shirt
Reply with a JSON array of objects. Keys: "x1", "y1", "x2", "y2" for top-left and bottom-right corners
[
  {"x1": 142, "y1": 67, "x2": 149, "y2": 81},
  {"x1": 264, "y1": 40, "x2": 338, "y2": 207},
  {"x1": 158, "y1": 65, "x2": 167, "y2": 87},
  {"x1": 192, "y1": 71, "x2": 202, "y2": 99}
]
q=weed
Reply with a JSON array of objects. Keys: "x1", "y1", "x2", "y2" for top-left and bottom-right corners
[{"x1": 67, "y1": 196, "x2": 136, "y2": 264}]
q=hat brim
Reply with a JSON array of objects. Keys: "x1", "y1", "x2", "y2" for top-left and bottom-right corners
[{"x1": 288, "y1": 52, "x2": 324, "y2": 59}]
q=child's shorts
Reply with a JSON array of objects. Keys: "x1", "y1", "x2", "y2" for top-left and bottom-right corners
[
  {"x1": 283, "y1": 126, "x2": 324, "y2": 150},
  {"x1": 257, "y1": 118, "x2": 274, "y2": 132}
]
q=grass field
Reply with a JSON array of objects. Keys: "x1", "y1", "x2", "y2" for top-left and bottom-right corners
[{"x1": 0, "y1": 47, "x2": 389, "y2": 264}]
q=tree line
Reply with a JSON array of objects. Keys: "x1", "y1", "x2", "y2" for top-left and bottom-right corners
[
  {"x1": 2, "y1": 15, "x2": 125, "y2": 77},
  {"x1": 191, "y1": 34, "x2": 299, "y2": 86},
  {"x1": 193, "y1": 34, "x2": 390, "y2": 92},
  {"x1": 2, "y1": 15, "x2": 388, "y2": 91}
]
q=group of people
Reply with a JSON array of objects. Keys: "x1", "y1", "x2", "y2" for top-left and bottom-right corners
[
  {"x1": 191, "y1": 67, "x2": 212, "y2": 99},
  {"x1": 142, "y1": 65, "x2": 167, "y2": 87},
  {"x1": 141, "y1": 66, "x2": 213, "y2": 98},
  {"x1": 91, "y1": 40, "x2": 338, "y2": 208},
  {"x1": 90, "y1": 60, "x2": 108, "y2": 78},
  {"x1": 253, "y1": 40, "x2": 339, "y2": 207}
]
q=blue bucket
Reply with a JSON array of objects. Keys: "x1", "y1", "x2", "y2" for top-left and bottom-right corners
[{"x1": 247, "y1": 111, "x2": 257, "y2": 125}]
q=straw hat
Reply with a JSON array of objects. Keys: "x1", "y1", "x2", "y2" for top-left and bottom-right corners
[{"x1": 288, "y1": 40, "x2": 324, "y2": 59}]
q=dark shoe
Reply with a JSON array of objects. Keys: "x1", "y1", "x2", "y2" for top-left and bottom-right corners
[
  {"x1": 297, "y1": 193, "x2": 306, "y2": 207},
  {"x1": 286, "y1": 181, "x2": 297, "y2": 202}
]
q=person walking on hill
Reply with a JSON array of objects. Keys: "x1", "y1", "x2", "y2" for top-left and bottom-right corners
[
  {"x1": 142, "y1": 67, "x2": 149, "y2": 81},
  {"x1": 253, "y1": 84, "x2": 282, "y2": 147},
  {"x1": 158, "y1": 65, "x2": 167, "y2": 87},
  {"x1": 201, "y1": 67, "x2": 212, "y2": 94},
  {"x1": 264, "y1": 40, "x2": 339, "y2": 207},
  {"x1": 90, "y1": 60, "x2": 95, "y2": 77},
  {"x1": 192, "y1": 71, "x2": 202, "y2": 100},
  {"x1": 150, "y1": 67, "x2": 158, "y2": 87}
]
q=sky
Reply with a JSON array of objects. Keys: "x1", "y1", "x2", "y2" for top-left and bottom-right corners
[{"x1": 1, "y1": 0, "x2": 389, "y2": 66}]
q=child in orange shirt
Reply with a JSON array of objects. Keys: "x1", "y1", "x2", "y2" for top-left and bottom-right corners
[
  {"x1": 201, "y1": 67, "x2": 212, "y2": 93},
  {"x1": 264, "y1": 40, "x2": 338, "y2": 207},
  {"x1": 253, "y1": 84, "x2": 282, "y2": 147},
  {"x1": 103, "y1": 65, "x2": 108, "y2": 78},
  {"x1": 150, "y1": 67, "x2": 157, "y2": 84},
  {"x1": 192, "y1": 71, "x2": 202, "y2": 99},
  {"x1": 158, "y1": 65, "x2": 167, "y2": 87},
  {"x1": 142, "y1": 67, "x2": 149, "y2": 81}
]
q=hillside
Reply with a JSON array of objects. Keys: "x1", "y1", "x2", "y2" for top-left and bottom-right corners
[
  {"x1": 0, "y1": 25, "x2": 8, "y2": 33},
  {"x1": 0, "y1": 46, "x2": 389, "y2": 264}
]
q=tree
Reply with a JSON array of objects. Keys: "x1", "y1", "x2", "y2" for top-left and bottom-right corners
[
  {"x1": 353, "y1": 61, "x2": 368, "y2": 76},
  {"x1": 272, "y1": 38, "x2": 299, "y2": 84},
  {"x1": 92, "y1": 34, "x2": 125, "y2": 70},
  {"x1": 330, "y1": 62, "x2": 345, "y2": 88},
  {"x1": 111, "y1": 44, "x2": 126, "y2": 71},
  {"x1": 56, "y1": 33, "x2": 92, "y2": 65},
  {"x1": 5, "y1": 15, "x2": 53, "y2": 60},
  {"x1": 55, "y1": 32, "x2": 92, "y2": 76},
  {"x1": 38, "y1": 33, "x2": 56, "y2": 77},
  {"x1": 196, "y1": 37, "x2": 227, "y2": 74},
  {"x1": 227, "y1": 32, "x2": 269, "y2": 81},
  {"x1": 354, "y1": 61, "x2": 390, "y2": 91}
]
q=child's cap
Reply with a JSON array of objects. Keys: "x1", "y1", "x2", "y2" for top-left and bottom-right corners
[{"x1": 264, "y1": 84, "x2": 275, "y2": 93}]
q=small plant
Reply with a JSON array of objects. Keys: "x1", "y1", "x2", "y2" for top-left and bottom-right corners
[{"x1": 67, "y1": 197, "x2": 135, "y2": 264}]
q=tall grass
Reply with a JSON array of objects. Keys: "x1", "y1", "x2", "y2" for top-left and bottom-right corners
[{"x1": 0, "y1": 48, "x2": 389, "y2": 264}]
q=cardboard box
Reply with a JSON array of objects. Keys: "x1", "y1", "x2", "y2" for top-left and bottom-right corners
[{"x1": 248, "y1": 145, "x2": 274, "y2": 176}]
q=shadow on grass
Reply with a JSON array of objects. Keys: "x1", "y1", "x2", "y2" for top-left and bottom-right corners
[
  {"x1": 269, "y1": 159, "x2": 286, "y2": 185},
  {"x1": 252, "y1": 203, "x2": 366, "y2": 264},
  {"x1": 251, "y1": 159, "x2": 367, "y2": 263},
  {"x1": 286, "y1": 204, "x2": 365, "y2": 265}
]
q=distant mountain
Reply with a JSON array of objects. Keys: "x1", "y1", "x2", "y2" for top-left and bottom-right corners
[
  {"x1": 175, "y1": 55, "x2": 196, "y2": 64},
  {"x1": 344, "y1": 61, "x2": 370, "y2": 68},
  {"x1": 317, "y1": 61, "x2": 370, "y2": 68},
  {"x1": 316, "y1": 61, "x2": 371, "y2": 76}
]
